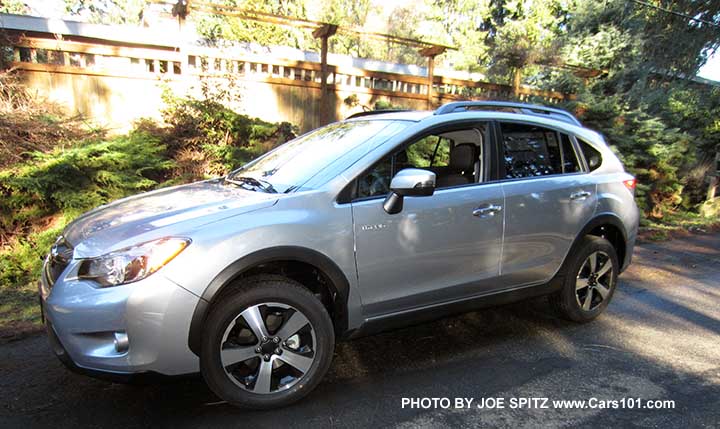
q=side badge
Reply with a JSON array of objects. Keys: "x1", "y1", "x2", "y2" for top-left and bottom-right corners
[{"x1": 360, "y1": 224, "x2": 387, "y2": 231}]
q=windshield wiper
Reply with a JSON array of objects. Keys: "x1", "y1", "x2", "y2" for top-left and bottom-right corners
[{"x1": 224, "y1": 176, "x2": 277, "y2": 193}]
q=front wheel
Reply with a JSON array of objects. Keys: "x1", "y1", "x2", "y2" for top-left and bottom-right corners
[
  {"x1": 200, "y1": 275, "x2": 335, "y2": 409},
  {"x1": 551, "y1": 235, "x2": 619, "y2": 322}
]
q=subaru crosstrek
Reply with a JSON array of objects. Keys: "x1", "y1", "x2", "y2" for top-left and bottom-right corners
[{"x1": 39, "y1": 101, "x2": 639, "y2": 409}]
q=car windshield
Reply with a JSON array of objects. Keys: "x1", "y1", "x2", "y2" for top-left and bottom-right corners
[{"x1": 226, "y1": 120, "x2": 409, "y2": 193}]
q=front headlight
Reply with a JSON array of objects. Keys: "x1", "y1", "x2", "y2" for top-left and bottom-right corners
[{"x1": 78, "y1": 237, "x2": 190, "y2": 287}]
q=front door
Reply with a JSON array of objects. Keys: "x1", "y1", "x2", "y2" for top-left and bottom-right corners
[{"x1": 350, "y1": 123, "x2": 505, "y2": 318}]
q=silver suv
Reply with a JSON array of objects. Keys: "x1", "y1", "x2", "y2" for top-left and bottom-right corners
[{"x1": 39, "y1": 101, "x2": 639, "y2": 409}]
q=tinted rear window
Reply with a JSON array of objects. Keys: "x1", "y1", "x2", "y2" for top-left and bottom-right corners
[{"x1": 500, "y1": 122, "x2": 581, "y2": 178}]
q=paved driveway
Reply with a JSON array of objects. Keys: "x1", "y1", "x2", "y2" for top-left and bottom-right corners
[{"x1": 2, "y1": 234, "x2": 719, "y2": 428}]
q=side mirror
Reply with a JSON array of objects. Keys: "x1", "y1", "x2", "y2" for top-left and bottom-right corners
[{"x1": 383, "y1": 168, "x2": 436, "y2": 214}]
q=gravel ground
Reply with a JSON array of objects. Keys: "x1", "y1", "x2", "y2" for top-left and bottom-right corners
[{"x1": 1, "y1": 233, "x2": 719, "y2": 428}]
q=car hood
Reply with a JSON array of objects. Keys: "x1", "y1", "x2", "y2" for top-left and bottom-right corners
[{"x1": 64, "y1": 179, "x2": 278, "y2": 258}]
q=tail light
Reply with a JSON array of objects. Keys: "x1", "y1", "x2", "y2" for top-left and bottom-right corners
[{"x1": 623, "y1": 178, "x2": 637, "y2": 192}]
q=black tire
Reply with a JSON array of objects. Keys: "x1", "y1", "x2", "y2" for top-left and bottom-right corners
[
  {"x1": 550, "y1": 235, "x2": 619, "y2": 323},
  {"x1": 200, "y1": 275, "x2": 335, "y2": 409}
]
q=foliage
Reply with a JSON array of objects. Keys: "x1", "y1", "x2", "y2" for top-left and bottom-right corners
[
  {"x1": 0, "y1": 130, "x2": 171, "y2": 244},
  {"x1": 406, "y1": 135, "x2": 450, "y2": 169},
  {"x1": 63, "y1": 0, "x2": 148, "y2": 25},
  {"x1": 157, "y1": 83, "x2": 297, "y2": 180},
  {"x1": 319, "y1": 0, "x2": 425, "y2": 64},
  {"x1": 372, "y1": 100, "x2": 406, "y2": 111},
  {"x1": 0, "y1": 0, "x2": 28, "y2": 14},
  {"x1": 576, "y1": 96, "x2": 693, "y2": 218},
  {"x1": 0, "y1": 71, "x2": 101, "y2": 168},
  {"x1": 568, "y1": 0, "x2": 720, "y2": 80},
  {"x1": 193, "y1": 0, "x2": 430, "y2": 65},
  {"x1": 535, "y1": 0, "x2": 720, "y2": 219},
  {"x1": 0, "y1": 222, "x2": 64, "y2": 334},
  {"x1": 483, "y1": 0, "x2": 571, "y2": 84},
  {"x1": 195, "y1": 0, "x2": 312, "y2": 49},
  {"x1": 421, "y1": 0, "x2": 490, "y2": 72}
]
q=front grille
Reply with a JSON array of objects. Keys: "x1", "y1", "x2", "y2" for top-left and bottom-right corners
[{"x1": 45, "y1": 236, "x2": 73, "y2": 287}]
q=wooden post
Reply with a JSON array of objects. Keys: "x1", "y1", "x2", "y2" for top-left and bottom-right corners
[
  {"x1": 426, "y1": 56, "x2": 434, "y2": 108},
  {"x1": 419, "y1": 46, "x2": 446, "y2": 110},
  {"x1": 313, "y1": 23, "x2": 338, "y2": 125}
]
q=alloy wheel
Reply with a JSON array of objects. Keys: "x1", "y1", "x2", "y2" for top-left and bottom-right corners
[
  {"x1": 575, "y1": 250, "x2": 614, "y2": 312},
  {"x1": 220, "y1": 302, "x2": 316, "y2": 394}
]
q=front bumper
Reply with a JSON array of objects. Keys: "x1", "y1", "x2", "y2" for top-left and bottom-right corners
[{"x1": 39, "y1": 264, "x2": 201, "y2": 376}]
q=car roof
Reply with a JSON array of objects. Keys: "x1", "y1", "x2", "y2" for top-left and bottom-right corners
[
  {"x1": 346, "y1": 101, "x2": 581, "y2": 125},
  {"x1": 344, "y1": 108, "x2": 604, "y2": 146}
]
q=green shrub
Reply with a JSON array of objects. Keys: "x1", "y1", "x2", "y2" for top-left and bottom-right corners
[
  {"x1": 0, "y1": 222, "x2": 66, "y2": 289},
  {"x1": 373, "y1": 100, "x2": 406, "y2": 111},
  {"x1": 158, "y1": 88, "x2": 297, "y2": 179},
  {"x1": 0, "y1": 131, "x2": 173, "y2": 308},
  {"x1": 0, "y1": 130, "x2": 172, "y2": 234},
  {"x1": 570, "y1": 94, "x2": 694, "y2": 220}
]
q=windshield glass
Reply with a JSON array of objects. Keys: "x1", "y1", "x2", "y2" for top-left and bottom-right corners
[{"x1": 227, "y1": 120, "x2": 409, "y2": 192}]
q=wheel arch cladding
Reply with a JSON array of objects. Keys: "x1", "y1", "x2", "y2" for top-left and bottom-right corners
[
  {"x1": 188, "y1": 246, "x2": 351, "y2": 356},
  {"x1": 562, "y1": 214, "x2": 629, "y2": 276}
]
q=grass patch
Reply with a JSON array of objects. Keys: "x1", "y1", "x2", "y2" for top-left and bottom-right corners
[{"x1": 638, "y1": 210, "x2": 720, "y2": 242}]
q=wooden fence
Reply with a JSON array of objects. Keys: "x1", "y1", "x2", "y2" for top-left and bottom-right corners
[{"x1": 3, "y1": 31, "x2": 571, "y2": 131}]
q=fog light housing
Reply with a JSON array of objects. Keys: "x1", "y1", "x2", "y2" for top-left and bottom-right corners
[{"x1": 113, "y1": 331, "x2": 129, "y2": 353}]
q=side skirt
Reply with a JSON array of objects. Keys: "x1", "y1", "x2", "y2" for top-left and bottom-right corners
[{"x1": 345, "y1": 278, "x2": 563, "y2": 340}]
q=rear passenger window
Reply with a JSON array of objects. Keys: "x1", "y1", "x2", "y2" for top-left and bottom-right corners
[
  {"x1": 577, "y1": 138, "x2": 602, "y2": 171},
  {"x1": 500, "y1": 123, "x2": 581, "y2": 179}
]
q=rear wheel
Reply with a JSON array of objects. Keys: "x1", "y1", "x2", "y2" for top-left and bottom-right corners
[
  {"x1": 551, "y1": 235, "x2": 619, "y2": 322},
  {"x1": 200, "y1": 275, "x2": 334, "y2": 409}
]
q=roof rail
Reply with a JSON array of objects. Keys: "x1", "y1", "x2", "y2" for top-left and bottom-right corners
[
  {"x1": 434, "y1": 101, "x2": 581, "y2": 126},
  {"x1": 346, "y1": 109, "x2": 412, "y2": 120}
]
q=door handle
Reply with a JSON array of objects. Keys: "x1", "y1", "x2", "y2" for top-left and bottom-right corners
[
  {"x1": 473, "y1": 204, "x2": 502, "y2": 217},
  {"x1": 570, "y1": 191, "x2": 592, "y2": 200}
]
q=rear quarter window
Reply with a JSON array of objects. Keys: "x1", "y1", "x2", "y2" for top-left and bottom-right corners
[{"x1": 577, "y1": 138, "x2": 602, "y2": 171}]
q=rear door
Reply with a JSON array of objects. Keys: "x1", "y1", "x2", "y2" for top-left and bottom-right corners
[{"x1": 496, "y1": 121, "x2": 597, "y2": 287}]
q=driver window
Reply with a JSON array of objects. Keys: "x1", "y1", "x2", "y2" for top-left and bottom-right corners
[
  {"x1": 356, "y1": 127, "x2": 483, "y2": 199},
  {"x1": 406, "y1": 136, "x2": 450, "y2": 168}
]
